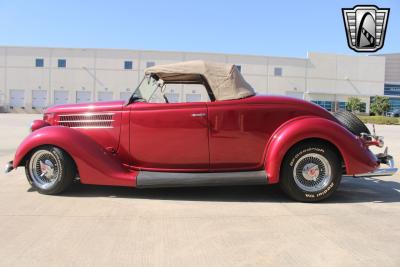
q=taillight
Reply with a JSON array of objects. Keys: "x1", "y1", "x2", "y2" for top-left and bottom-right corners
[{"x1": 360, "y1": 133, "x2": 384, "y2": 148}]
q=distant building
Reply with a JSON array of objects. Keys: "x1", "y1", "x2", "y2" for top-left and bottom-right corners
[
  {"x1": 0, "y1": 46, "x2": 387, "y2": 113},
  {"x1": 376, "y1": 54, "x2": 400, "y2": 112}
]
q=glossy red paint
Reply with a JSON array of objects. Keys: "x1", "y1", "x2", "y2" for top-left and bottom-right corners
[
  {"x1": 13, "y1": 126, "x2": 137, "y2": 187},
  {"x1": 264, "y1": 116, "x2": 379, "y2": 184},
  {"x1": 11, "y1": 95, "x2": 381, "y2": 187},
  {"x1": 129, "y1": 102, "x2": 209, "y2": 170},
  {"x1": 46, "y1": 101, "x2": 125, "y2": 154},
  {"x1": 207, "y1": 96, "x2": 334, "y2": 171},
  {"x1": 30, "y1": 119, "x2": 50, "y2": 132}
]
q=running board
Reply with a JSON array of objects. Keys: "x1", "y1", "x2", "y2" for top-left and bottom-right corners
[{"x1": 136, "y1": 170, "x2": 268, "y2": 188}]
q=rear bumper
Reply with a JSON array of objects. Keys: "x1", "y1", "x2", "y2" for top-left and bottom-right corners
[
  {"x1": 344, "y1": 153, "x2": 397, "y2": 178},
  {"x1": 4, "y1": 161, "x2": 13, "y2": 174}
]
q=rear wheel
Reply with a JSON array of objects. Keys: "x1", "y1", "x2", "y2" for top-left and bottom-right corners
[
  {"x1": 25, "y1": 146, "x2": 76, "y2": 194},
  {"x1": 280, "y1": 142, "x2": 342, "y2": 202}
]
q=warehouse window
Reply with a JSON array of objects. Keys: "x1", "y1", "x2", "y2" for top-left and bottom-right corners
[
  {"x1": 387, "y1": 98, "x2": 400, "y2": 112},
  {"x1": 146, "y1": 61, "x2": 155, "y2": 68},
  {"x1": 274, "y1": 67, "x2": 282, "y2": 76},
  {"x1": 58, "y1": 59, "x2": 66, "y2": 68},
  {"x1": 360, "y1": 102, "x2": 366, "y2": 113},
  {"x1": 124, "y1": 61, "x2": 133, "y2": 70},
  {"x1": 312, "y1": 100, "x2": 333, "y2": 111},
  {"x1": 338, "y1": 101, "x2": 347, "y2": 111},
  {"x1": 384, "y1": 84, "x2": 400, "y2": 96},
  {"x1": 35, "y1": 58, "x2": 44, "y2": 67},
  {"x1": 235, "y1": 65, "x2": 242, "y2": 72}
]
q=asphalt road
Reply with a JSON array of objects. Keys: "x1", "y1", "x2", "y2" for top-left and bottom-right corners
[{"x1": 0, "y1": 114, "x2": 399, "y2": 267}]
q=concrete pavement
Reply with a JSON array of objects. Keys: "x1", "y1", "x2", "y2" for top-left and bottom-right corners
[{"x1": 0, "y1": 114, "x2": 399, "y2": 267}]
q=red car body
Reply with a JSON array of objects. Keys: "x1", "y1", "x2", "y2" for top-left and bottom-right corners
[
  {"x1": 5, "y1": 60, "x2": 396, "y2": 201},
  {"x1": 11, "y1": 95, "x2": 379, "y2": 187}
]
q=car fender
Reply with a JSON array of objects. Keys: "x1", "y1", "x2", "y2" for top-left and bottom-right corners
[
  {"x1": 13, "y1": 126, "x2": 137, "y2": 187},
  {"x1": 264, "y1": 116, "x2": 378, "y2": 184}
]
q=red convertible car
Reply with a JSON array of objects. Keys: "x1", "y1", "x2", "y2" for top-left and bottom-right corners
[{"x1": 4, "y1": 61, "x2": 397, "y2": 202}]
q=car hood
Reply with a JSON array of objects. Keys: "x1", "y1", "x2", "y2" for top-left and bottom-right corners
[{"x1": 45, "y1": 101, "x2": 125, "y2": 114}]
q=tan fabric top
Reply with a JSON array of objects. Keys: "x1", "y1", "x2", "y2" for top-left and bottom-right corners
[{"x1": 144, "y1": 60, "x2": 255, "y2": 101}]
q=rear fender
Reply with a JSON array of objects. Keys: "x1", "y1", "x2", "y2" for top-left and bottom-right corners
[
  {"x1": 13, "y1": 126, "x2": 137, "y2": 187},
  {"x1": 264, "y1": 116, "x2": 378, "y2": 184}
]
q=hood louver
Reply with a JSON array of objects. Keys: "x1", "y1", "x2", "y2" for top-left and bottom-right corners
[{"x1": 58, "y1": 113, "x2": 114, "y2": 128}]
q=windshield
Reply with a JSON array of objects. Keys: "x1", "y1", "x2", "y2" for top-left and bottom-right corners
[{"x1": 129, "y1": 75, "x2": 159, "y2": 103}]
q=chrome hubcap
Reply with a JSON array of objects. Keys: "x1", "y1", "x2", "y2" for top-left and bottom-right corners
[
  {"x1": 29, "y1": 150, "x2": 61, "y2": 189},
  {"x1": 302, "y1": 163, "x2": 320, "y2": 181},
  {"x1": 40, "y1": 159, "x2": 55, "y2": 179},
  {"x1": 293, "y1": 153, "x2": 332, "y2": 192}
]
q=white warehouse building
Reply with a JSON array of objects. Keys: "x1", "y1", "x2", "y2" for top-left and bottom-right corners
[{"x1": 0, "y1": 46, "x2": 386, "y2": 113}]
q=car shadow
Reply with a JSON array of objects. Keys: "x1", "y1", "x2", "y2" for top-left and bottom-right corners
[
  {"x1": 60, "y1": 184, "x2": 289, "y2": 203},
  {"x1": 29, "y1": 176, "x2": 400, "y2": 203},
  {"x1": 326, "y1": 176, "x2": 400, "y2": 203}
]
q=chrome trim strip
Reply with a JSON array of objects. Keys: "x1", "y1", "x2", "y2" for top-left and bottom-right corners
[
  {"x1": 58, "y1": 113, "x2": 115, "y2": 117},
  {"x1": 59, "y1": 120, "x2": 114, "y2": 123},
  {"x1": 344, "y1": 158, "x2": 398, "y2": 178},
  {"x1": 70, "y1": 126, "x2": 113, "y2": 129},
  {"x1": 136, "y1": 170, "x2": 268, "y2": 188}
]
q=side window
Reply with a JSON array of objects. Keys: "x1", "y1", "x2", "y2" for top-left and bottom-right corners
[{"x1": 149, "y1": 83, "x2": 211, "y2": 103}]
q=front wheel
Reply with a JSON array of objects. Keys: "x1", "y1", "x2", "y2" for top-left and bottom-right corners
[
  {"x1": 25, "y1": 146, "x2": 76, "y2": 194},
  {"x1": 280, "y1": 142, "x2": 342, "y2": 202}
]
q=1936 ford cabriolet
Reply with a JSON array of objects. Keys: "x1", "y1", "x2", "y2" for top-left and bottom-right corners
[{"x1": 4, "y1": 61, "x2": 398, "y2": 202}]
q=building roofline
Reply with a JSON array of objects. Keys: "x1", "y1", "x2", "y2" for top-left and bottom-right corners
[{"x1": 0, "y1": 45, "x2": 376, "y2": 61}]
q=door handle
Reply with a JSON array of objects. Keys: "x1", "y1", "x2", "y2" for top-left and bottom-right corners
[{"x1": 191, "y1": 113, "x2": 206, "y2": 117}]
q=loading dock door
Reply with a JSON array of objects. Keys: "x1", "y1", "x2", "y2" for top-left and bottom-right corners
[
  {"x1": 98, "y1": 91, "x2": 113, "y2": 102},
  {"x1": 32, "y1": 90, "x2": 47, "y2": 109},
  {"x1": 9, "y1": 89, "x2": 25, "y2": 108},
  {"x1": 185, "y1": 93, "x2": 201, "y2": 103},
  {"x1": 76, "y1": 91, "x2": 92, "y2": 103},
  {"x1": 54, "y1": 90, "x2": 69, "y2": 105},
  {"x1": 119, "y1": 92, "x2": 132, "y2": 101}
]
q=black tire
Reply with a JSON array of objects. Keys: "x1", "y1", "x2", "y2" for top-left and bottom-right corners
[
  {"x1": 333, "y1": 110, "x2": 370, "y2": 136},
  {"x1": 25, "y1": 146, "x2": 76, "y2": 195},
  {"x1": 280, "y1": 142, "x2": 342, "y2": 202}
]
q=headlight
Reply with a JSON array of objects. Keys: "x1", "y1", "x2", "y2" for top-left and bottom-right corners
[{"x1": 30, "y1": 120, "x2": 50, "y2": 132}]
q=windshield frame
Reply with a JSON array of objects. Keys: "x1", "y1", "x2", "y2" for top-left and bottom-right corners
[
  {"x1": 127, "y1": 75, "x2": 160, "y2": 105},
  {"x1": 126, "y1": 73, "x2": 217, "y2": 105}
]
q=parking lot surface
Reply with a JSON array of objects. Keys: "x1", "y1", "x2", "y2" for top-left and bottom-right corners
[{"x1": 0, "y1": 113, "x2": 399, "y2": 267}]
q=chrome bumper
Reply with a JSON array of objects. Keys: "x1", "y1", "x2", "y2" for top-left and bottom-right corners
[
  {"x1": 344, "y1": 154, "x2": 397, "y2": 178},
  {"x1": 4, "y1": 161, "x2": 13, "y2": 174}
]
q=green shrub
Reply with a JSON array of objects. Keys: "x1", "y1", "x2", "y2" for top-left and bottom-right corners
[
  {"x1": 370, "y1": 96, "x2": 390, "y2": 115},
  {"x1": 357, "y1": 116, "x2": 400, "y2": 125}
]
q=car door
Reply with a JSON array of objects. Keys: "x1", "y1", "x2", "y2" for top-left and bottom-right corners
[
  {"x1": 207, "y1": 99, "x2": 270, "y2": 171},
  {"x1": 129, "y1": 101, "x2": 209, "y2": 170}
]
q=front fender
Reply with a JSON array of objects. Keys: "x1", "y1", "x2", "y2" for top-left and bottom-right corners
[
  {"x1": 13, "y1": 126, "x2": 137, "y2": 187},
  {"x1": 265, "y1": 116, "x2": 378, "y2": 184}
]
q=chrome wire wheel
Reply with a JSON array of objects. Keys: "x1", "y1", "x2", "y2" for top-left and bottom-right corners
[
  {"x1": 28, "y1": 150, "x2": 62, "y2": 190},
  {"x1": 292, "y1": 153, "x2": 332, "y2": 193}
]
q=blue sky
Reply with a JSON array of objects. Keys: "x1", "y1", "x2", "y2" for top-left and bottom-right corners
[{"x1": 0, "y1": 0, "x2": 398, "y2": 57}]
